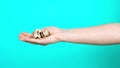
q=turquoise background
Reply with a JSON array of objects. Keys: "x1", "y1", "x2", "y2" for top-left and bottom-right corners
[{"x1": 0, "y1": 0, "x2": 120, "y2": 68}]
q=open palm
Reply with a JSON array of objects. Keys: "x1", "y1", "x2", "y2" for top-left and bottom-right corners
[{"x1": 19, "y1": 27, "x2": 62, "y2": 45}]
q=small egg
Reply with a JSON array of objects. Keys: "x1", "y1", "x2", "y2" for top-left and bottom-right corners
[
  {"x1": 42, "y1": 30, "x2": 50, "y2": 37},
  {"x1": 33, "y1": 29, "x2": 42, "y2": 39}
]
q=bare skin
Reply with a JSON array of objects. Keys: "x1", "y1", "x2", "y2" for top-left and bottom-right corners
[{"x1": 19, "y1": 23, "x2": 120, "y2": 45}]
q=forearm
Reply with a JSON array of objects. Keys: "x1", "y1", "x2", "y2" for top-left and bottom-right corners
[{"x1": 57, "y1": 23, "x2": 120, "y2": 44}]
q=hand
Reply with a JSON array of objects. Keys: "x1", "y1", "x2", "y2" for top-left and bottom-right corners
[{"x1": 19, "y1": 27, "x2": 63, "y2": 45}]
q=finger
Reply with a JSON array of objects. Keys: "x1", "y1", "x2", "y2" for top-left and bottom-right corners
[
  {"x1": 25, "y1": 38, "x2": 48, "y2": 45},
  {"x1": 19, "y1": 37, "x2": 25, "y2": 41},
  {"x1": 21, "y1": 32, "x2": 31, "y2": 37},
  {"x1": 19, "y1": 35, "x2": 28, "y2": 42},
  {"x1": 24, "y1": 36, "x2": 55, "y2": 44},
  {"x1": 19, "y1": 34, "x2": 29, "y2": 38},
  {"x1": 24, "y1": 37, "x2": 41, "y2": 43},
  {"x1": 19, "y1": 33, "x2": 32, "y2": 42},
  {"x1": 19, "y1": 32, "x2": 33, "y2": 39}
]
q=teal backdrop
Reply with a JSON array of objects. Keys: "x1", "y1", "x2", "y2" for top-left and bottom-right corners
[{"x1": 0, "y1": 0, "x2": 120, "y2": 68}]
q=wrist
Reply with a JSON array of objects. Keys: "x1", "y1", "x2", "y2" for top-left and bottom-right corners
[{"x1": 54, "y1": 30, "x2": 66, "y2": 42}]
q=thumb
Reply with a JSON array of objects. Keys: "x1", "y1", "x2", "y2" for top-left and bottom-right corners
[{"x1": 43, "y1": 26, "x2": 62, "y2": 34}]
